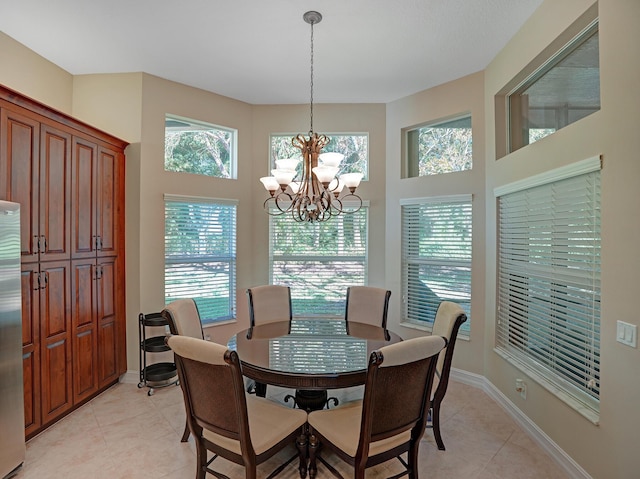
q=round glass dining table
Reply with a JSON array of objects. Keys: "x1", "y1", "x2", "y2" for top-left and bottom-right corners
[{"x1": 228, "y1": 318, "x2": 402, "y2": 403}]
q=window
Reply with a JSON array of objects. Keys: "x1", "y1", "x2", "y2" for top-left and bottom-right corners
[
  {"x1": 270, "y1": 133, "x2": 368, "y2": 180},
  {"x1": 269, "y1": 208, "x2": 368, "y2": 316},
  {"x1": 401, "y1": 196, "x2": 472, "y2": 332},
  {"x1": 495, "y1": 157, "x2": 601, "y2": 418},
  {"x1": 509, "y1": 22, "x2": 600, "y2": 151},
  {"x1": 404, "y1": 115, "x2": 472, "y2": 178},
  {"x1": 164, "y1": 195, "x2": 237, "y2": 324},
  {"x1": 165, "y1": 115, "x2": 236, "y2": 178}
]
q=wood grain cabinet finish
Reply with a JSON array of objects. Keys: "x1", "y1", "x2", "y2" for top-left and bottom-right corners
[{"x1": 0, "y1": 85, "x2": 128, "y2": 439}]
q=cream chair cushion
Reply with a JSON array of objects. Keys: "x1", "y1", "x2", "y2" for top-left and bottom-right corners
[
  {"x1": 164, "y1": 298, "x2": 203, "y2": 339},
  {"x1": 345, "y1": 286, "x2": 390, "y2": 326},
  {"x1": 431, "y1": 301, "x2": 465, "y2": 378},
  {"x1": 309, "y1": 401, "x2": 410, "y2": 458},
  {"x1": 248, "y1": 285, "x2": 291, "y2": 325},
  {"x1": 203, "y1": 395, "x2": 307, "y2": 455}
]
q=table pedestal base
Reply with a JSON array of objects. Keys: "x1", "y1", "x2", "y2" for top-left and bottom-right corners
[{"x1": 284, "y1": 389, "x2": 339, "y2": 412}]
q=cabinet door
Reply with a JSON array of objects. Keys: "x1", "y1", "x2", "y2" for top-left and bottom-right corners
[
  {"x1": 40, "y1": 124, "x2": 71, "y2": 262},
  {"x1": 39, "y1": 260, "x2": 73, "y2": 425},
  {"x1": 97, "y1": 256, "x2": 120, "y2": 386},
  {"x1": 71, "y1": 137, "x2": 97, "y2": 259},
  {"x1": 96, "y1": 146, "x2": 123, "y2": 257},
  {"x1": 71, "y1": 259, "x2": 99, "y2": 403},
  {"x1": 0, "y1": 106, "x2": 40, "y2": 262},
  {"x1": 21, "y1": 264, "x2": 41, "y2": 437}
]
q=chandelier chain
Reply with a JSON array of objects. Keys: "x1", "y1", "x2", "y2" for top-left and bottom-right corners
[{"x1": 309, "y1": 19, "x2": 314, "y2": 135}]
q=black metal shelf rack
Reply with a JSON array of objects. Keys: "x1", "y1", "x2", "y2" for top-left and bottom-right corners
[{"x1": 137, "y1": 311, "x2": 178, "y2": 396}]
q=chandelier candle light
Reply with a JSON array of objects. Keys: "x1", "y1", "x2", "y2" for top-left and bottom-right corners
[{"x1": 260, "y1": 10, "x2": 363, "y2": 223}]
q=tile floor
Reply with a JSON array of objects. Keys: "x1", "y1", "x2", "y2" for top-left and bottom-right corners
[{"x1": 14, "y1": 380, "x2": 569, "y2": 479}]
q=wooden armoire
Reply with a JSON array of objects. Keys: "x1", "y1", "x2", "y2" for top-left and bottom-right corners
[{"x1": 0, "y1": 85, "x2": 128, "y2": 439}]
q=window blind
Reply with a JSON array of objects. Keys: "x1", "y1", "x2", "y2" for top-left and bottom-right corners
[
  {"x1": 496, "y1": 168, "x2": 601, "y2": 411},
  {"x1": 270, "y1": 208, "x2": 368, "y2": 316},
  {"x1": 164, "y1": 197, "x2": 237, "y2": 323},
  {"x1": 401, "y1": 196, "x2": 472, "y2": 328}
]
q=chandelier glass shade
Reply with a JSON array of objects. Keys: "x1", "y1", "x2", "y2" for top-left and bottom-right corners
[{"x1": 260, "y1": 11, "x2": 363, "y2": 223}]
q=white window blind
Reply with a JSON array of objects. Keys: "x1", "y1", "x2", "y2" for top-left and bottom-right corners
[
  {"x1": 270, "y1": 208, "x2": 368, "y2": 317},
  {"x1": 496, "y1": 164, "x2": 601, "y2": 413},
  {"x1": 164, "y1": 196, "x2": 237, "y2": 323},
  {"x1": 401, "y1": 196, "x2": 472, "y2": 330}
]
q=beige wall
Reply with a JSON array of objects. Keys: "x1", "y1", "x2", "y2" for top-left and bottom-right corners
[
  {"x1": 385, "y1": 71, "x2": 486, "y2": 376},
  {"x1": 2, "y1": 0, "x2": 640, "y2": 474},
  {"x1": 0, "y1": 31, "x2": 73, "y2": 113},
  {"x1": 484, "y1": 0, "x2": 640, "y2": 477}
]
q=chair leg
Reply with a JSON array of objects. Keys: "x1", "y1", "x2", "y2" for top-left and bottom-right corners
[
  {"x1": 432, "y1": 401, "x2": 446, "y2": 451},
  {"x1": 308, "y1": 431, "x2": 318, "y2": 479},
  {"x1": 195, "y1": 440, "x2": 207, "y2": 479},
  {"x1": 408, "y1": 439, "x2": 420, "y2": 479},
  {"x1": 296, "y1": 428, "x2": 308, "y2": 479},
  {"x1": 181, "y1": 419, "x2": 190, "y2": 442}
]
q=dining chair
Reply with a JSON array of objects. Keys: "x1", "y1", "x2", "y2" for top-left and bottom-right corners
[
  {"x1": 162, "y1": 298, "x2": 205, "y2": 442},
  {"x1": 307, "y1": 335, "x2": 447, "y2": 479},
  {"x1": 246, "y1": 284, "x2": 293, "y2": 331},
  {"x1": 344, "y1": 286, "x2": 392, "y2": 329},
  {"x1": 167, "y1": 335, "x2": 309, "y2": 479},
  {"x1": 429, "y1": 301, "x2": 468, "y2": 451},
  {"x1": 245, "y1": 285, "x2": 293, "y2": 397}
]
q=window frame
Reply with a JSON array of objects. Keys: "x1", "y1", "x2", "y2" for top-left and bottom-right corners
[
  {"x1": 494, "y1": 156, "x2": 602, "y2": 423},
  {"x1": 164, "y1": 114, "x2": 238, "y2": 179},
  {"x1": 400, "y1": 195, "x2": 473, "y2": 335},
  {"x1": 402, "y1": 114, "x2": 473, "y2": 178},
  {"x1": 164, "y1": 194, "x2": 238, "y2": 325}
]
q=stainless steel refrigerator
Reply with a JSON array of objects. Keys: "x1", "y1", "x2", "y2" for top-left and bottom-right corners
[{"x1": 0, "y1": 201, "x2": 25, "y2": 478}]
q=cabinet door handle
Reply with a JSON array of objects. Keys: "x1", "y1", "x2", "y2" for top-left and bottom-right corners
[
  {"x1": 33, "y1": 235, "x2": 39, "y2": 255},
  {"x1": 41, "y1": 235, "x2": 47, "y2": 253},
  {"x1": 34, "y1": 272, "x2": 41, "y2": 291},
  {"x1": 42, "y1": 271, "x2": 48, "y2": 289}
]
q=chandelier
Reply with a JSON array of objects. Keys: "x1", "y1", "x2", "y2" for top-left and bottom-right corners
[{"x1": 260, "y1": 10, "x2": 363, "y2": 223}]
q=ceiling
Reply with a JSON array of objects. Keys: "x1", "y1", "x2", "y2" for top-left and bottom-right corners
[{"x1": 0, "y1": 0, "x2": 543, "y2": 105}]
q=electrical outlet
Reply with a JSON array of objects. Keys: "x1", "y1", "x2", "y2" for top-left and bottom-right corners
[{"x1": 515, "y1": 379, "x2": 527, "y2": 399}]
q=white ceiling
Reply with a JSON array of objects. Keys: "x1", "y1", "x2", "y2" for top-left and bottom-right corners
[{"x1": 0, "y1": 0, "x2": 543, "y2": 105}]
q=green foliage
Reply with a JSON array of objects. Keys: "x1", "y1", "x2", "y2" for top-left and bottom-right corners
[
  {"x1": 165, "y1": 129, "x2": 232, "y2": 178},
  {"x1": 270, "y1": 134, "x2": 368, "y2": 180},
  {"x1": 417, "y1": 126, "x2": 472, "y2": 176}
]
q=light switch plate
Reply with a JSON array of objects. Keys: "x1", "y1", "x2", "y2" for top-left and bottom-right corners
[{"x1": 616, "y1": 320, "x2": 637, "y2": 348}]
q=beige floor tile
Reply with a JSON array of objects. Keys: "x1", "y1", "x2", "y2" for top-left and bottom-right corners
[{"x1": 14, "y1": 380, "x2": 569, "y2": 479}]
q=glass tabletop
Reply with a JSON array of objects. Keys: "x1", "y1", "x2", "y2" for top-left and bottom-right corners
[{"x1": 229, "y1": 318, "x2": 401, "y2": 388}]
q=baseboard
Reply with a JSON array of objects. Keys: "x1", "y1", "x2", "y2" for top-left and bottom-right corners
[
  {"x1": 120, "y1": 370, "x2": 140, "y2": 385},
  {"x1": 450, "y1": 368, "x2": 592, "y2": 479}
]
